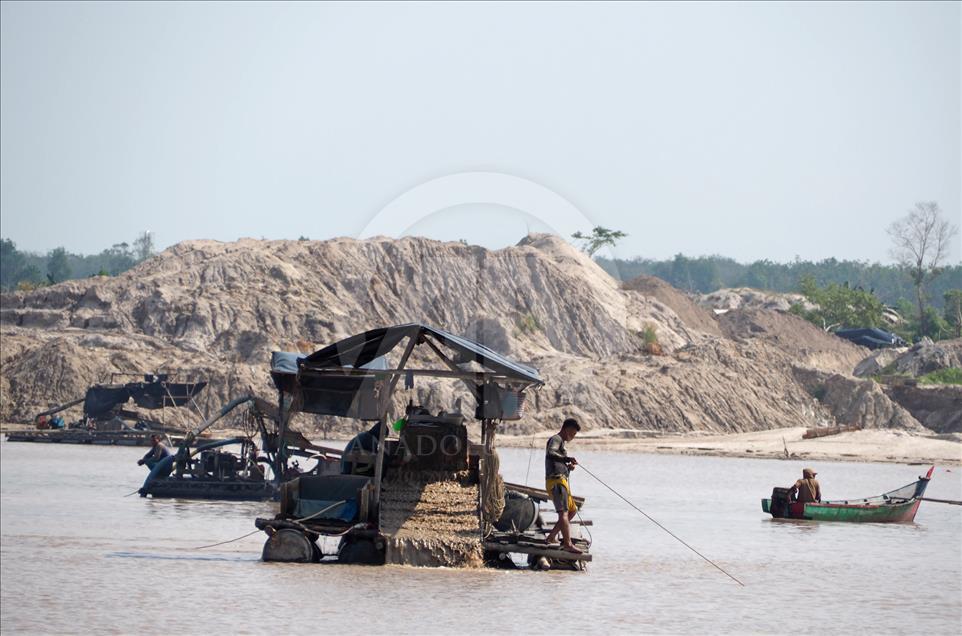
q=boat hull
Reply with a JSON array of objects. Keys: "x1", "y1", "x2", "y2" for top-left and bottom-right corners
[
  {"x1": 761, "y1": 467, "x2": 932, "y2": 523},
  {"x1": 144, "y1": 477, "x2": 277, "y2": 501},
  {"x1": 761, "y1": 497, "x2": 922, "y2": 523}
]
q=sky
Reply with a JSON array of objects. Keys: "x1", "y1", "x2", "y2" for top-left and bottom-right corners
[{"x1": 1, "y1": 1, "x2": 959, "y2": 263}]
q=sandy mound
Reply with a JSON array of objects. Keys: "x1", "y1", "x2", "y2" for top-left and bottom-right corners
[
  {"x1": 699, "y1": 288, "x2": 813, "y2": 312},
  {"x1": 887, "y1": 338, "x2": 962, "y2": 376},
  {"x1": 622, "y1": 275, "x2": 723, "y2": 338},
  {"x1": 718, "y1": 308, "x2": 867, "y2": 375},
  {"x1": 0, "y1": 329, "x2": 267, "y2": 426},
  {"x1": 792, "y1": 368, "x2": 923, "y2": 431},
  {"x1": 882, "y1": 385, "x2": 962, "y2": 434},
  {"x1": 853, "y1": 349, "x2": 906, "y2": 377},
  {"x1": 0, "y1": 234, "x2": 920, "y2": 437}
]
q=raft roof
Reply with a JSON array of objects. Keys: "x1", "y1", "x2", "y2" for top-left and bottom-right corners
[
  {"x1": 270, "y1": 323, "x2": 543, "y2": 419},
  {"x1": 300, "y1": 323, "x2": 542, "y2": 385}
]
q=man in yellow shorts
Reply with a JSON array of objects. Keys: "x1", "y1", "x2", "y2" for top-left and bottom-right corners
[{"x1": 545, "y1": 418, "x2": 581, "y2": 553}]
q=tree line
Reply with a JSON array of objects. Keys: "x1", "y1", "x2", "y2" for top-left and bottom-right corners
[
  {"x1": 596, "y1": 253, "x2": 961, "y2": 311},
  {"x1": 580, "y1": 202, "x2": 960, "y2": 342},
  {"x1": 1, "y1": 232, "x2": 155, "y2": 290}
]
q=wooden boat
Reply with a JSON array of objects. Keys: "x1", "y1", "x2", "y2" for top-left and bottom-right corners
[{"x1": 761, "y1": 467, "x2": 934, "y2": 523}]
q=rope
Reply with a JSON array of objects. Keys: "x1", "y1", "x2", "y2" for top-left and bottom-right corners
[
  {"x1": 192, "y1": 529, "x2": 262, "y2": 550},
  {"x1": 190, "y1": 500, "x2": 348, "y2": 550},
  {"x1": 575, "y1": 508, "x2": 592, "y2": 548},
  {"x1": 291, "y1": 500, "x2": 348, "y2": 524},
  {"x1": 578, "y1": 464, "x2": 744, "y2": 587},
  {"x1": 524, "y1": 437, "x2": 535, "y2": 487}
]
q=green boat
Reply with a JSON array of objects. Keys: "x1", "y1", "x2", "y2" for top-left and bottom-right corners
[{"x1": 761, "y1": 467, "x2": 934, "y2": 523}]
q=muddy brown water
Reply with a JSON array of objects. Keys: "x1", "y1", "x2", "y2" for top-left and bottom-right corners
[{"x1": 2, "y1": 439, "x2": 960, "y2": 634}]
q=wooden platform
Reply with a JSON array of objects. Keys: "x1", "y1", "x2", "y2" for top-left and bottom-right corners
[
  {"x1": 503, "y1": 480, "x2": 586, "y2": 508},
  {"x1": 5, "y1": 429, "x2": 199, "y2": 446},
  {"x1": 484, "y1": 536, "x2": 592, "y2": 562},
  {"x1": 6, "y1": 430, "x2": 159, "y2": 445}
]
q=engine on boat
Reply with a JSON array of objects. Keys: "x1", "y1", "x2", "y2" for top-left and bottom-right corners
[
  {"x1": 770, "y1": 487, "x2": 791, "y2": 518},
  {"x1": 198, "y1": 450, "x2": 242, "y2": 479}
]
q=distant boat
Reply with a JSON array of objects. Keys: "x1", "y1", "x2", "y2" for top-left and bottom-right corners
[{"x1": 761, "y1": 467, "x2": 934, "y2": 523}]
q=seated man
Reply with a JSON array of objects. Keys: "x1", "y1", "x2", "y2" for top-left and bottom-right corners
[
  {"x1": 788, "y1": 468, "x2": 821, "y2": 503},
  {"x1": 247, "y1": 444, "x2": 265, "y2": 480},
  {"x1": 137, "y1": 434, "x2": 172, "y2": 470},
  {"x1": 340, "y1": 422, "x2": 384, "y2": 476}
]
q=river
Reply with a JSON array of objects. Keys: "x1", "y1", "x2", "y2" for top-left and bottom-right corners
[{"x1": 1, "y1": 439, "x2": 959, "y2": 634}]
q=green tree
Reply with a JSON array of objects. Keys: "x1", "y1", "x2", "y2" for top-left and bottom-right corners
[
  {"x1": 46, "y1": 247, "x2": 71, "y2": 284},
  {"x1": 888, "y1": 202, "x2": 959, "y2": 336},
  {"x1": 102, "y1": 242, "x2": 136, "y2": 275},
  {"x1": 1, "y1": 238, "x2": 26, "y2": 289},
  {"x1": 792, "y1": 275, "x2": 884, "y2": 331},
  {"x1": 571, "y1": 227, "x2": 627, "y2": 256},
  {"x1": 133, "y1": 231, "x2": 155, "y2": 261},
  {"x1": 943, "y1": 290, "x2": 962, "y2": 338}
]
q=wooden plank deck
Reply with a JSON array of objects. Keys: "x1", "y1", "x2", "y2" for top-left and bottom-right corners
[
  {"x1": 483, "y1": 540, "x2": 592, "y2": 562},
  {"x1": 503, "y1": 481, "x2": 586, "y2": 507}
]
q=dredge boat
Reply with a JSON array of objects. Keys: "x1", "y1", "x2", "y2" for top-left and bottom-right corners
[
  {"x1": 138, "y1": 396, "x2": 344, "y2": 501},
  {"x1": 762, "y1": 467, "x2": 934, "y2": 523},
  {"x1": 7, "y1": 373, "x2": 208, "y2": 446},
  {"x1": 254, "y1": 323, "x2": 592, "y2": 570}
]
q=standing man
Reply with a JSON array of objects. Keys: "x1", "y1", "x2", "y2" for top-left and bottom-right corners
[
  {"x1": 137, "y1": 434, "x2": 171, "y2": 470},
  {"x1": 545, "y1": 418, "x2": 582, "y2": 553}
]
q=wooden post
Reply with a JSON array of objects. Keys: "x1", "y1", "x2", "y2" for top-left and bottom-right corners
[
  {"x1": 372, "y1": 332, "x2": 419, "y2": 512},
  {"x1": 421, "y1": 335, "x2": 482, "y2": 403},
  {"x1": 275, "y1": 390, "x2": 287, "y2": 485}
]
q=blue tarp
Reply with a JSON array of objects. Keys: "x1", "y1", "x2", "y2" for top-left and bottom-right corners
[{"x1": 835, "y1": 328, "x2": 906, "y2": 349}]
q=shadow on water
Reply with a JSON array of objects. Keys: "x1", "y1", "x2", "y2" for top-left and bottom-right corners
[
  {"x1": 107, "y1": 551, "x2": 259, "y2": 563},
  {"x1": 762, "y1": 518, "x2": 924, "y2": 532},
  {"x1": 762, "y1": 519, "x2": 821, "y2": 533}
]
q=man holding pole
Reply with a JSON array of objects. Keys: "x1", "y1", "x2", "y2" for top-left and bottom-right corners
[{"x1": 545, "y1": 418, "x2": 582, "y2": 553}]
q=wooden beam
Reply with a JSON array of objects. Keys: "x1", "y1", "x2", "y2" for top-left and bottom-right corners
[
  {"x1": 483, "y1": 541, "x2": 592, "y2": 562},
  {"x1": 298, "y1": 366, "x2": 535, "y2": 385},
  {"x1": 503, "y1": 480, "x2": 586, "y2": 507},
  {"x1": 34, "y1": 397, "x2": 84, "y2": 418},
  {"x1": 372, "y1": 333, "x2": 419, "y2": 511}
]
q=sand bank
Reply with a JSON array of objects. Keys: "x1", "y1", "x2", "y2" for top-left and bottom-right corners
[
  {"x1": 498, "y1": 427, "x2": 962, "y2": 467},
  {"x1": 5, "y1": 421, "x2": 957, "y2": 466}
]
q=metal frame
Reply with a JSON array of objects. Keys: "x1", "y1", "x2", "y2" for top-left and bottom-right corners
[{"x1": 272, "y1": 328, "x2": 543, "y2": 518}]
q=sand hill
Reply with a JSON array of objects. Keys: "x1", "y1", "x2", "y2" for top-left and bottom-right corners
[{"x1": 0, "y1": 234, "x2": 929, "y2": 436}]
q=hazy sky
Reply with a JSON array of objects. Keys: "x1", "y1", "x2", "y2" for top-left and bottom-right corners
[{"x1": 1, "y1": 1, "x2": 959, "y2": 263}]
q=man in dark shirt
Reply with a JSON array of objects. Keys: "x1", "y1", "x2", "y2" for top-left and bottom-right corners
[
  {"x1": 137, "y1": 434, "x2": 171, "y2": 470},
  {"x1": 545, "y1": 418, "x2": 581, "y2": 553},
  {"x1": 340, "y1": 422, "x2": 384, "y2": 476}
]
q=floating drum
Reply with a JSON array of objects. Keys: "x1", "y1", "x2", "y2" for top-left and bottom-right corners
[
  {"x1": 495, "y1": 491, "x2": 539, "y2": 532},
  {"x1": 337, "y1": 537, "x2": 384, "y2": 565},
  {"x1": 262, "y1": 529, "x2": 317, "y2": 563}
]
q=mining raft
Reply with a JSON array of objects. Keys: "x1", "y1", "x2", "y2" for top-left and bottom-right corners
[
  {"x1": 254, "y1": 323, "x2": 591, "y2": 571},
  {"x1": 138, "y1": 394, "x2": 345, "y2": 501},
  {"x1": 7, "y1": 373, "x2": 208, "y2": 446}
]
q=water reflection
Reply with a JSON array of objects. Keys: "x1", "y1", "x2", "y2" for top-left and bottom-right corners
[
  {"x1": 107, "y1": 551, "x2": 259, "y2": 563},
  {"x1": 1, "y1": 441, "x2": 959, "y2": 634}
]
